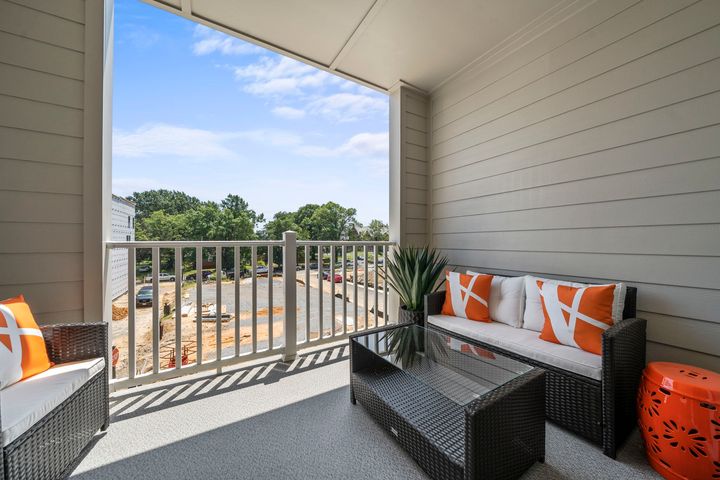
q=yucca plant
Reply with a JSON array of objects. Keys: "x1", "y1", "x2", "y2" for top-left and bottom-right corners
[{"x1": 382, "y1": 246, "x2": 447, "y2": 322}]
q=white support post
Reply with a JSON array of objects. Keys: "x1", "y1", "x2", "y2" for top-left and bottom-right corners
[{"x1": 283, "y1": 231, "x2": 297, "y2": 362}]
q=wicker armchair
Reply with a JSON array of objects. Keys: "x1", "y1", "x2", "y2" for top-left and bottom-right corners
[
  {"x1": 1, "y1": 323, "x2": 109, "y2": 480},
  {"x1": 425, "y1": 286, "x2": 645, "y2": 458}
]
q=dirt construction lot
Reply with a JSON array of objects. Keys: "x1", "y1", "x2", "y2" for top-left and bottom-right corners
[{"x1": 111, "y1": 269, "x2": 386, "y2": 379}]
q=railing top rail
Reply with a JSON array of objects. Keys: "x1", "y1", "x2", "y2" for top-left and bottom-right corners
[
  {"x1": 106, "y1": 240, "x2": 396, "y2": 249},
  {"x1": 106, "y1": 240, "x2": 285, "y2": 249},
  {"x1": 296, "y1": 240, "x2": 395, "y2": 246}
]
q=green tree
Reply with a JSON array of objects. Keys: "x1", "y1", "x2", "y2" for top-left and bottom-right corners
[
  {"x1": 128, "y1": 189, "x2": 201, "y2": 220},
  {"x1": 362, "y1": 220, "x2": 389, "y2": 241}
]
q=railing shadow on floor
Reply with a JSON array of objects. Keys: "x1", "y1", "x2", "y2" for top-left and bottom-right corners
[{"x1": 108, "y1": 342, "x2": 350, "y2": 423}]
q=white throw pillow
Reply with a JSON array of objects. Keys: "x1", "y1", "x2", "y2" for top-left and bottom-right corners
[
  {"x1": 467, "y1": 271, "x2": 525, "y2": 328},
  {"x1": 522, "y1": 275, "x2": 627, "y2": 332}
]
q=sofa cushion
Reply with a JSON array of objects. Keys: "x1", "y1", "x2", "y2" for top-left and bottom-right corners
[
  {"x1": 523, "y1": 275, "x2": 626, "y2": 332},
  {"x1": 1, "y1": 357, "x2": 105, "y2": 446},
  {"x1": 428, "y1": 314, "x2": 602, "y2": 380},
  {"x1": 467, "y1": 272, "x2": 525, "y2": 327}
]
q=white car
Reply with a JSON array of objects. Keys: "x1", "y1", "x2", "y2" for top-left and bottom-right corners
[{"x1": 144, "y1": 272, "x2": 176, "y2": 283}]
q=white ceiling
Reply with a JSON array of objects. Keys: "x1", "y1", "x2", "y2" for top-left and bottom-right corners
[{"x1": 144, "y1": 0, "x2": 573, "y2": 93}]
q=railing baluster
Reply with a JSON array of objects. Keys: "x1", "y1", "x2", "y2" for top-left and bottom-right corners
[
  {"x1": 364, "y1": 245, "x2": 369, "y2": 331},
  {"x1": 330, "y1": 245, "x2": 336, "y2": 337},
  {"x1": 152, "y1": 247, "x2": 160, "y2": 374},
  {"x1": 215, "y1": 246, "x2": 222, "y2": 373},
  {"x1": 304, "y1": 245, "x2": 310, "y2": 343},
  {"x1": 374, "y1": 245, "x2": 379, "y2": 328},
  {"x1": 234, "y1": 246, "x2": 240, "y2": 357},
  {"x1": 196, "y1": 247, "x2": 203, "y2": 365},
  {"x1": 127, "y1": 246, "x2": 136, "y2": 379},
  {"x1": 318, "y1": 245, "x2": 323, "y2": 339},
  {"x1": 383, "y1": 245, "x2": 388, "y2": 326},
  {"x1": 342, "y1": 245, "x2": 347, "y2": 335},
  {"x1": 107, "y1": 239, "x2": 397, "y2": 389},
  {"x1": 353, "y1": 246, "x2": 358, "y2": 333},
  {"x1": 251, "y1": 245, "x2": 257, "y2": 353},
  {"x1": 268, "y1": 245, "x2": 273, "y2": 350},
  {"x1": 175, "y1": 247, "x2": 182, "y2": 370}
]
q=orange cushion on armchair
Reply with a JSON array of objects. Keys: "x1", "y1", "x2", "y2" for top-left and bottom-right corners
[{"x1": 0, "y1": 295, "x2": 53, "y2": 389}]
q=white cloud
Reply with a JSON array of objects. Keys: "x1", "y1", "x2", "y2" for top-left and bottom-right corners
[
  {"x1": 297, "y1": 132, "x2": 388, "y2": 158},
  {"x1": 114, "y1": 124, "x2": 240, "y2": 159},
  {"x1": 233, "y1": 56, "x2": 333, "y2": 96},
  {"x1": 271, "y1": 106, "x2": 306, "y2": 119},
  {"x1": 192, "y1": 25, "x2": 260, "y2": 56},
  {"x1": 113, "y1": 124, "x2": 302, "y2": 159},
  {"x1": 307, "y1": 93, "x2": 387, "y2": 122}
]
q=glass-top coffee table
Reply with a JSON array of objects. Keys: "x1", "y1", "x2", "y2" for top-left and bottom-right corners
[{"x1": 350, "y1": 323, "x2": 545, "y2": 480}]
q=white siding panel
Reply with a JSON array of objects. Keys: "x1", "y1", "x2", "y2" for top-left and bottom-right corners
[
  {"x1": 0, "y1": 95, "x2": 83, "y2": 137},
  {"x1": 430, "y1": 1, "x2": 720, "y2": 367},
  {"x1": 0, "y1": 1, "x2": 84, "y2": 51},
  {"x1": 0, "y1": 31, "x2": 84, "y2": 79},
  {"x1": 0, "y1": 0, "x2": 88, "y2": 326},
  {"x1": 0, "y1": 126, "x2": 83, "y2": 165},
  {"x1": 0, "y1": 281, "x2": 83, "y2": 316},
  {"x1": 0, "y1": 62, "x2": 84, "y2": 108},
  {"x1": 12, "y1": 0, "x2": 85, "y2": 23},
  {"x1": 0, "y1": 253, "x2": 83, "y2": 285},
  {"x1": 0, "y1": 158, "x2": 82, "y2": 194},
  {"x1": 1, "y1": 222, "x2": 83, "y2": 253},
  {"x1": 434, "y1": 224, "x2": 720, "y2": 257},
  {"x1": 0, "y1": 191, "x2": 83, "y2": 223}
]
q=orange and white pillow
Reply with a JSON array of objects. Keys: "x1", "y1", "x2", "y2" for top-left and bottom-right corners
[
  {"x1": 0, "y1": 295, "x2": 52, "y2": 389},
  {"x1": 523, "y1": 275, "x2": 626, "y2": 333},
  {"x1": 442, "y1": 271, "x2": 493, "y2": 322},
  {"x1": 536, "y1": 281, "x2": 619, "y2": 355}
]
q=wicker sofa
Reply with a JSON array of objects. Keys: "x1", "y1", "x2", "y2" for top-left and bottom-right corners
[
  {"x1": 424, "y1": 278, "x2": 645, "y2": 459},
  {"x1": 1, "y1": 323, "x2": 109, "y2": 480}
]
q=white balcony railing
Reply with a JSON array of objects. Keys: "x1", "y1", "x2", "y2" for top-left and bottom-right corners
[{"x1": 105, "y1": 232, "x2": 394, "y2": 390}]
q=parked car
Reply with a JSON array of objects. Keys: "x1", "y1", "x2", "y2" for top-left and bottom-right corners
[
  {"x1": 308, "y1": 262, "x2": 318, "y2": 270},
  {"x1": 137, "y1": 264, "x2": 151, "y2": 273},
  {"x1": 136, "y1": 286, "x2": 153, "y2": 307},
  {"x1": 255, "y1": 266, "x2": 269, "y2": 276},
  {"x1": 144, "y1": 272, "x2": 175, "y2": 283},
  {"x1": 322, "y1": 271, "x2": 343, "y2": 283}
]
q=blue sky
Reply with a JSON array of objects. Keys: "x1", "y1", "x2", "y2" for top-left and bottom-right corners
[{"x1": 112, "y1": 0, "x2": 389, "y2": 224}]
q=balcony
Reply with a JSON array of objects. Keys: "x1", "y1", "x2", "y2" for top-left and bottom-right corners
[{"x1": 106, "y1": 234, "x2": 394, "y2": 390}]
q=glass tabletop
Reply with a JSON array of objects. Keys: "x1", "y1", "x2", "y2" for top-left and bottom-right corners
[{"x1": 352, "y1": 324, "x2": 533, "y2": 406}]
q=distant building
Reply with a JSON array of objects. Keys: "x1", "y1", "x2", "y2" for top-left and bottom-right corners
[{"x1": 110, "y1": 195, "x2": 136, "y2": 299}]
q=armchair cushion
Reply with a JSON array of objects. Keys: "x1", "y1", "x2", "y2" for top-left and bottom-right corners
[{"x1": 1, "y1": 357, "x2": 104, "y2": 446}]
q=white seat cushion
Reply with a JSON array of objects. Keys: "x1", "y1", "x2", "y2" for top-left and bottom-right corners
[
  {"x1": 467, "y1": 272, "x2": 525, "y2": 327},
  {"x1": 428, "y1": 314, "x2": 602, "y2": 380},
  {"x1": 1, "y1": 357, "x2": 105, "y2": 446}
]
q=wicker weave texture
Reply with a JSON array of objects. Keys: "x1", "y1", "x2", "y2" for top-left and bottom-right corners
[
  {"x1": 425, "y1": 288, "x2": 646, "y2": 459},
  {"x1": 351, "y1": 326, "x2": 545, "y2": 480},
  {"x1": 1, "y1": 323, "x2": 109, "y2": 480}
]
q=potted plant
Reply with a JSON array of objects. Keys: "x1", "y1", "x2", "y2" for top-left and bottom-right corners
[{"x1": 383, "y1": 246, "x2": 448, "y2": 325}]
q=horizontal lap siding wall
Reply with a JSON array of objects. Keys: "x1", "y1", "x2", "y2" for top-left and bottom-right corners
[
  {"x1": 429, "y1": 0, "x2": 720, "y2": 370},
  {"x1": 0, "y1": 0, "x2": 87, "y2": 324}
]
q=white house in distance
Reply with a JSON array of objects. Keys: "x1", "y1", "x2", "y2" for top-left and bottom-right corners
[{"x1": 110, "y1": 194, "x2": 135, "y2": 300}]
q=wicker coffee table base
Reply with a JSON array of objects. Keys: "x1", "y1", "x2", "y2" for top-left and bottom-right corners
[{"x1": 350, "y1": 327, "x2": 545, "y2": 480}]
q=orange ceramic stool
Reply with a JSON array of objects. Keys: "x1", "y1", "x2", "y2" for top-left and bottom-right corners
[{"x1": 637, "y1": 362, "x2": 720, "y2": 480}]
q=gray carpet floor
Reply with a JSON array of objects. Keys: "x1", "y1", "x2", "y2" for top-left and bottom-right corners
[{"x1": 71, "y1": 344, "x2": 660, "y2": 480}]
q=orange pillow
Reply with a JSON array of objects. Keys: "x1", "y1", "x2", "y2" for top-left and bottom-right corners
[
  {"x1": 442, "y1": 272, "x2": 493, "y2": 322},
  {"x1": 0, "y1": 295, "x2": 53, "y2": 389},
  {"x1": 537, "y1": 281, "x2": 616, "y2": 355}
]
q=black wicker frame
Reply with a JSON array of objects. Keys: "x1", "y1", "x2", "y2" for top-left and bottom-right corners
[
  {"x1": 350, "y1": 324, "x2": 546, "y2": 480},
  {"x1": 424, "y1": 284, "x2": 645, "y2": 459},
  {"x1": 1, "y1": 323, "x2": 109, "y2": 480}
]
